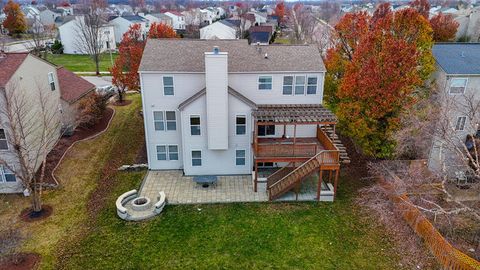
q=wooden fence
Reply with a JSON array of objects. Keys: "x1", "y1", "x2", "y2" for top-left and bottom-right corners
[{"x1": 381, "y1": 179, "x2": 480, "y2": 270}]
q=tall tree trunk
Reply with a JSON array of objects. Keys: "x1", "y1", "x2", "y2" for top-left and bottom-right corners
[
  {"x1": 95, "y1": 54, "x2": 100, "y2": 76},
  {"x1": 31, "y1": 181, "x2": 42, "y2": 212}
]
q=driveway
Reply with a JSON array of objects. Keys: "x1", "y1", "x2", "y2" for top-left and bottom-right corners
[{"x1": 81, "y1": 76, "x2": 112, "y2": 87}]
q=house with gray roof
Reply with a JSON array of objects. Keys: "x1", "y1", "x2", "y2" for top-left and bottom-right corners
[
  {"x1": 109, "y1": 15, "x2": 149, "y2": 43},
  {"x1": 428, "y1": 43, "x2": 480, "y2": 174},
  {"x1": 139, "y1": 39, "x2": 348, "y2": 201},
  {"x1": 200, "y1": 20, "x2": 238, "y2": 39}
]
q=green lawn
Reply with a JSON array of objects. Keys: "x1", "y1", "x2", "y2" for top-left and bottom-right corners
[{"x1": 45, "y1": 53, "x2": 118, "y2": 73}]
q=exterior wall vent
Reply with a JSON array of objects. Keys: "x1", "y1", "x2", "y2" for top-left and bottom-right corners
[{"x1": 213, "y1": 46, "x2": 220, "y2": 54}]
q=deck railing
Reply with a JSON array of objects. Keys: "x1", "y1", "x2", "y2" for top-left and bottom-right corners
[
  {"x1": 316, "y1": 127, "x2": 338, "y2": 151},
  {"x1": 256, "y1": 142, "x2": 320, "y2": 158}
]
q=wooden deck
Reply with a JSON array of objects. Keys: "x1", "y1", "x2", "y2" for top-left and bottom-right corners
[{"x1": 255, "y1": 137, "x2": 325, "y2": 160}]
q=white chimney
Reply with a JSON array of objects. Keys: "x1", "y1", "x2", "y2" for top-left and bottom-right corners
[{"x1": 205, "y1": 46, "x2": 229, "y2": 150}]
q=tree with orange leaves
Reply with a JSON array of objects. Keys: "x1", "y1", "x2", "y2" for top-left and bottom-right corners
[
  {"x1": 111, "y1": 24, "x2": 145, "y2": 102},
  {"x1": 430, "y1": 13, "x2": 459, "y2": 41},
  {"x1": 148, "y1": 22, "x2": 177, "y2": 38},
  {"x1": 325, "y1": 3, "x2": 434, "y2": 158},
  {"x1": 2, "y1": 0, "x2": 27, "y2": 35},
  {"x1": 275, "y1": 1, "x2": 286, "y2": 24}
]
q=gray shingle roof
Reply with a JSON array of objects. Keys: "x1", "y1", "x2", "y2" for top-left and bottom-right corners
[
  {"x1": 433, "y1": 43, "x2": 480, "y2": 75},
  {"x1": 139, "y1": 39, "x2": 326, "y2": 73}
]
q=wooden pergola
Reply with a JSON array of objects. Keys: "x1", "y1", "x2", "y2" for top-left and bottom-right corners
[{"x1": 252, "y1": 104, "x2": 341, "y2": 200}]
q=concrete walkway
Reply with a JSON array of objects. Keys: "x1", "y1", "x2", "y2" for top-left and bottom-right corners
[{"x1": 139, "y1": 170, "x2": 334, "y2": 204}]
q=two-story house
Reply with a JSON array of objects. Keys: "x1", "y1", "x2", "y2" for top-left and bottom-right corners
[
  {"x1": 139, "y1": 39, "x2": 348, "y2": 201},
  {"x1": 109, "y1": 15, "x2": 149, "y2": 43},
  {"x1": 428, "y1": 43, "x2": 480, "y2": 174},
  {"x1": 164, "y1": 11, "x2": 186, "y2": 31},
  {"x1": 0, "y1": 53, "x2": 95, "y2": 193}
]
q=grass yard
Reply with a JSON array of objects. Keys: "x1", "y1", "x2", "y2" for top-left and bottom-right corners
[
  {"x1": 1, "y1": 94, "x2": 406, "y2": 270},
  {"x1": 45, "y1": 53, "x2": 118, "y2": 73}
]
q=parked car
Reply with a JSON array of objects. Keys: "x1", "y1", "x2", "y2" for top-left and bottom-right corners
[{"x1": 96, "y1": 85, "x2": 117, "y2": 99}]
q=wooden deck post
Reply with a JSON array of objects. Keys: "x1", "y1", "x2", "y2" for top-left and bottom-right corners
[
  {"x1": 293, "y1": 123, "x2": 297, "y2": 157},
  {"x1": 254, "y1": 161, "x2": 258, "y2": 192},
  {"x1": 334, "y1": 169, "x2": 339, "y2": 199},
  {"x1": 317, "y1": 168, "x2": 323, "y2": 201}
]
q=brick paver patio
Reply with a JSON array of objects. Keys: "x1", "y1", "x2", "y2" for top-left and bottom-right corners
[{"x1": 139, "y1": 170, "x2": 334, "y2": 204}]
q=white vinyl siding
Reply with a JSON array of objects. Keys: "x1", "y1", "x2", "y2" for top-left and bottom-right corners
[
  {"x1": 163, "y1": 76, "x2": 174, "y2": 95},
  {"x1": 258, "y1": 76, "x2": 272, "y2": 90},
  {"x1": 0, "y1": 129, "x2": 7, "y2": 150},
  {"x1": 236, "y1": 115, "x2": 246, "y2": 135},
  {"x1": 0, "y1": 166, "x2": 16, "y2": 183},
  {"x1": 235, "y1": 149, "x2": 246, "y2": 165},
  {"x1": 192, "y1": 150, "x2": 202, "y2": 166},
  {"x1": 282, "y1": 76, "x2": 293, "y2": 95},
  {"x1": 48, "y1": 72, "x2": 56, "y2": 91},
  {"x1": 449, "y1": 78, "x2": 467, "y2": 94},
  {"x1": 190, "y1": 115, "x2": 201, "y2": 135},
  {"x1": 455, "y1": 116, "x2": 467, "y2": 131}
]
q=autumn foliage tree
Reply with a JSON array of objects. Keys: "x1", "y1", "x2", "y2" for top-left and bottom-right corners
[
  {"x1": 275, "y1": 1, "x2": 286, "y2": 24},
  {"x1": 111, "y1": 23, "x2": 177, "y2": 102},
  {"x1": 325, "y1": 3, "x2": 434, "y2": 158},
  {"x1": 430, "y1": 13, "x2": 459, "y2": 41},
  {"x1": 2, "y1": 0, "x2": 27, "y2": 36}
]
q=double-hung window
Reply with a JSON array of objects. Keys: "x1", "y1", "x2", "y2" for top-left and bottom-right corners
[
  {"x1": 294, "y1": 75, "x2": 306, "y2": 95},
  {"x1": 236, "y1": 150, "x2": 246, "y2": 166},
  {"x1": 307, "y1": 76, "x2": 318, "y2": 95},
  {"x1": 153, "y1": 111, "x2": 165, "y2": 131},
  {"x1": 0, "y1": 129, "x2": 7, "y2": 150},
  {"x1": 168, "y1": 145, "x2": 179, "y2": 160},
  {"x1": 156, "y1": 145, "x2": 179, "y2": 161},
  {"x1": 163, "y1": 76, "x2": 174, "y2": 96},
  {"x1": 455, "y1": 116, "x2": 467, "y2": 131},
  {"x1": 165, "y1": 111, "x2": 176, "y2": 131},
  {"x1": 449, "y1": 78, "x2": 467, "y2": 94},
  {"x1": 0, "y1": 166, "x2": 16, "y2": 183},
  {"x1": 236, "y1": 115, "x2": 246, "y2": 135},
  {"x1": 258, "y1": 76, "x2": 272, "y2": 90},
  {"x1": 48, "y1": 72, "x2": 56, "y2": 91},
  {"x1": 156, "y1": 145, "x2": 167, "y2": 160},
  {"x1": 192, "y1": 150, "x2": 202, "y2": 166},
  {"x1": 283, "y1": 76, "x2": 293, "y2": 95},
  {"x1": 190, "y1": 115, "x2": 201, "y2": 135}
]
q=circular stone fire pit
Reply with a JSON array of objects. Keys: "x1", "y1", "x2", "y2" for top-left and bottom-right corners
[{"x1": 131, "y1": 197, "x2": 151, "y2": 211}]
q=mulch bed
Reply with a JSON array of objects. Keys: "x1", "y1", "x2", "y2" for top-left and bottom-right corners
[
  {"x1": 40, "y1": 107, "x2": 114, "y2": 186},
  {"x1": 135, "y1": 142, "x2": 148, "y2": 164},
  {"x1": 0, "y1": 253, "x2": 40, "y2": 270},
  {"x1": 112, "y1": 100, "x2": 132, "y2": 107},
  {"x1": 19, "y1": 205, "x2": 53, "y2": 222}
]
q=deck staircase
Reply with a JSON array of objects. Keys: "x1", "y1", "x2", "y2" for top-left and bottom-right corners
[
  {"x1": 267, "y1": 151, "x2": 337, "y2": 200},
  {"x1": 322, "y1": 126, "x2": 350, "y2": 164}
]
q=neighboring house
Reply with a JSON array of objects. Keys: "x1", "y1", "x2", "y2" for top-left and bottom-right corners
[
  {"x1": 138, "y1": 39, "x2": 348, "y2": 201},
  {"x1": 248, "y1": 25, "x2": 273, "y2": 45},
  {"x1": 200, "y1": 20, "x2": 238, "y2": 39},
  {"x1": 59, "y1": 16, "x2": 116, "y2": 54},
  {"x1": 428, "y1": 43, "x2": 480, "y2": 174},
  {"x1": 455, "y1": 6, "x2": 480, "y2": 41},
  {"x1": 55, "y1": 3, "x2": 74, "y2": 16},
  {"x1": 164, "y1": 11, "x2": 186, "y2": 30},
  {"x1": 39, "y1": 8, "x2": 61, "y2": 26},
  {"x1": 200, "y1": 9, "x2": 215, "y2": 25},
  {"x1": 0, "y1": 53, "x2": 96, "y2": 193},
  {"x1": 109, "y1": 15, "x2": 149, "y2": 43},
  {"x1": 21, "y1": 5, "x2": 40, "y2": 20},
  {"x1": 141, "y1": 13, "x2": 173, "y2": 27}
]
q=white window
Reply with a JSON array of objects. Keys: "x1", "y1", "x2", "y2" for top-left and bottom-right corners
[
  {"x1": 294, "y1": 75, "x2": 306, "y2": 95},
  {"x1": 307, "y1": 76, "x2": 317, "y2": 95},
  {"x1": 156, "y1": 145, "x2": 167, "y2": 160},
  {"x1": 258, "y1": 76, "x2": 272, "y2": 90},
  {"x1": 455, "y1": 116, "x2": 467, "y2": 131},
  {"x1": 48, "y1": 72, "x2": 56, "y2": 91},
  {"x1": 0, "y1": 166, "x2": 16, "y2": 183},
  {"x1": 163, "y1": 76, "x2": 174, "y2": 96},
  {"x1": 258, "y1": 125, "x2": 275, "y2": 136},
  {"x1": 0, "y1": 129, "x2": 7, "y2": 150},
  {"x1": 165, "y1": 111, "x2": 176, "y2": 131},
  {"x1": 449, "y1": 78, "x2": 467, "y2": 94},
  {"x1": 282, "y1": 76, "x2": 293, "y2": 95},
  {"x1": 168, "y1": 145, "x2": 179, "y2": 160},
  {"x1": 192, "y1": 150, "x2": 202, "y2": 166},
  {"x1": 190, "y1": 115, "x2": 201, "y2": 135},
  {"x1": 153, "y1": 111, "x2": 164, "y2": 131},
  {"x1": 236, "y1": 115, "x2": 246, "y2": 135},
  {"x1": 236, "y1": 150, "x2": 246, "y2": 166}
]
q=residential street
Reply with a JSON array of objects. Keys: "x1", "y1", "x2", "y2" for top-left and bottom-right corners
[{"x1": 4, "y1": 39, "x2": 54, "y2": 52}]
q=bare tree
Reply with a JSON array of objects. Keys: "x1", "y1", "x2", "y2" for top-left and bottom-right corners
[
  {"x1": 25, "y1": 18, "x2": 56, "y2": 58},
  {"x1": 73, "y1": 11, "x2": 108, "y2": 76},
  {"x1": 0, "y1": 80, "x2": 61, "y2": 213},
  {"x1": 290, "y1": 4, "x2": 316, "y2": 44}
]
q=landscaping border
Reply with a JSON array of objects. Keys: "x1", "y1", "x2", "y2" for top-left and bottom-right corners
[{"x1": 380, "y1": 171, "x2": 480, "y2": 270}]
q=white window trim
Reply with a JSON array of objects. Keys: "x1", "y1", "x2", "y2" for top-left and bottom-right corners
[
  {"x1": 0, "y1": 128, "x2": 8, "y2": 151},
  {"x1": 455, "y1": 116, "x2": 467, "y2": 131},
  {"x1": 168, "y1": 144, "x2": 179, "y2": 161},
  {"x1": 0, "y1": 165, "x2": 16, "y2": 183},
  {"x1": 235, "y1": 114, "x2": 247, "y2": 136},
  {"x1": 449, "y1": 77, "x2": 468, "y2": 95},
  {"x1": 165, "y1": 111, "x2": 177, "y2": 131},
  {"x1": 306, "y1": 75, "x2": 318, "y2": 95},
  {"x1": 189, "y1": 114, "x2": 201, "y2": 136},
  {"x1": 153, "y1": 111, "x2": 165, "y2": 131},
  {"x1": 163, "y1": 75, "x2": 175, "y2": 96},
  {"x1": 282, "y1": 75, "x2": 294, "y2": 96},
  {"x1": 258, "y1": 75, "x2": 273, "y2": 91},
  {"x1": 191, "y1": 149, "x2": 202, "y2": 167},
  {"x1": 235, "y1": 149, "x2": 246, "y2": 166},
  {"x1": 294, "y1": 75, "x2": 306, "y2": 96},
  {"x1": 156, "y1": 144, "x2": 168, "y2": 161}
]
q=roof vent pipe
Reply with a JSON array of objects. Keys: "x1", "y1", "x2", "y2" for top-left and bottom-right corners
[
  {"x1": 213, "y1": 46, "x2": 219, "y2": 54},
  {"x1": 264, "y1": 53, "x2": 268, "y2": 59}
]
